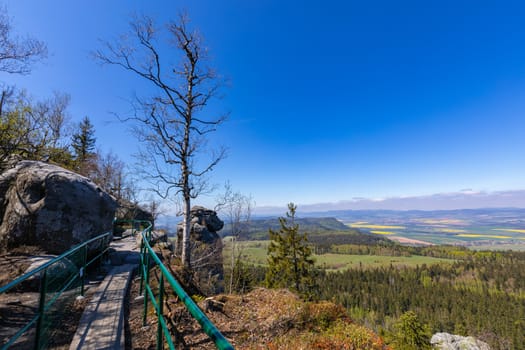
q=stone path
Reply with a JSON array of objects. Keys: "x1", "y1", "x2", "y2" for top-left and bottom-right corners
[{"x1": 69, "y1": 235, "x2": 140, "y2": 350}]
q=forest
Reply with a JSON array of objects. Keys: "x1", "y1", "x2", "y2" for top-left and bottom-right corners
[
  {"x1": 3, "y1": 4, "x2": 525, "y2": 349},
  {"x1": 226, "y1": 237, "x2": 525, "y2": 349}
]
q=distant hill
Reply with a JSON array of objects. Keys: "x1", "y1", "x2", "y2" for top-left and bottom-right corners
[
  {"x1": 247, "y1": 216, "x2": 349, "y2": 234},
  {"x1": 301, "y1": 207, "x2": 525, "y2": 226},
  {"x1": 230, "y1": 216, "x2": 388, "y2": 245},
  {"x1": 157, "y1": 216, "x2": 351, "y2": 236}
]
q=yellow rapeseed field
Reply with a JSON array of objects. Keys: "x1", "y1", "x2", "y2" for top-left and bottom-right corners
[
  {"x1": 441, "y1": 228, "x2": 466, "y2": 233},
  {"x1": 370, "y1": 230, "x2": 396, "y2": 235},
  {"x1": 493, "y1": 228, "x2": 525, "y2": 234},
  {"x1": 349, "y1": 223, "x2": 405, "y2": 230}
]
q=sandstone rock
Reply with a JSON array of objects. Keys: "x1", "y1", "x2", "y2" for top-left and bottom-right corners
[
  {"x1": 0, "y1": 161, "x2": 117, "y2": 254},
  {"x1": 176, "y1": 206, "x2": 224, "y2": 295},
  {"x1": 431, "y1": 332, "x2": 491, "y2": 350},
  {"x1": 115, "y1": 199, "x2": 153, "y2": 222}
]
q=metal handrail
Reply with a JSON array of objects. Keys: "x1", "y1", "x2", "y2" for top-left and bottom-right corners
[
  {"x1": 138, "y1": 222, "x2": 234, "y2": 350},
  {"x1": 113, "y1": 218, "x2": 151, "y2": 239},
  {"x1": 0, "y1": 231, "x2": 112, "y2": 349}
]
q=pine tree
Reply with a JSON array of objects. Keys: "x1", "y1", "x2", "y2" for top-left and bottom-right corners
[
  {"x1": 265, "y1": 203, "x2": 315, "y2": 296},
  {"x1": 391, "y1": 311, "x2": 431, "y2": 350},
  {"x1": 71, "y1": 116, "x2": 96, "y2": 175}
]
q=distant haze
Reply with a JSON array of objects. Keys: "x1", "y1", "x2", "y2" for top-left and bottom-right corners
[{"x1": 254, "y1": 190, "x2": 525, "y2": 216}]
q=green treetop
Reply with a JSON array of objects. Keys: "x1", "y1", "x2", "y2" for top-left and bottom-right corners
[
  {"x1": 265, "y1": 203, "x2": 315, "y2": 297},
  {"x1": 71, "y1": 116, "x2": 96, "y2": 175}
]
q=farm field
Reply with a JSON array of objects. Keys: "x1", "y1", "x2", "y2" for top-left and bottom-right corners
[
  {"x1": 222, "y1": 240, "x2": 454, "y2": 271},
  {"x1": 347, "y1": 223, "x2": 525, "y2": 249},
  {"x1": 339, "y1": 208, "x2": 525, "y2": 249}
]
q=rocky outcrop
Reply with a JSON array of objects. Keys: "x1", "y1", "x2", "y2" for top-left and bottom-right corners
[
  {"x1": 176, "y1": 206, "x2": 224, "y2": 295},
  {"x1": 114, "y1": 199, "x2": 154, "y2": 237},
  {"x1": 431, "y1": 332, "x2": 491, "y2": 350},
  {"x1": 0, "y1": 161, "x2": 117, "y2": 254},
  {"x1": 115, "y1": 199, "x2": 153, "y2": 222}
]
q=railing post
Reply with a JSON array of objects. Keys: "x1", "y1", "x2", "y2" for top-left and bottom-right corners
[
  {"x1": 156, "y1": 274, "x2": 165, "y2": 350},
  {"x1": 34, "y1": 269, "x2": 48, "y2": 350},
  {"x1": 142, "y1": 248, "x2": 150, "y2": 326},
  {"x1": 139, "y1": 235, "x2": 145, "y2": 295},
  {"x1": 80, "y1": 244, "x2": 87, "y2": 296}
]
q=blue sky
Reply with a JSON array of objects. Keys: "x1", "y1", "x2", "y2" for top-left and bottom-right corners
[{"x1": 3, "y1": 0, "x2": 525, "y2": 212}]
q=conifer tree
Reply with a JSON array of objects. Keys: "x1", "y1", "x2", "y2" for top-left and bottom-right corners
[
  {"x1": 265, "y1": 203, "x2": 315, "y2": 296},
  {"x1": 391, "y1": 311, "x2": 431, "y2": 350},
  {"x1": 71, "y1": 116, "x2": 96, "y2": 176}
]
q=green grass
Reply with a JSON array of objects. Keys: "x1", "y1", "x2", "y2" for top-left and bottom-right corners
[
  {"x1": 223, "y1": 240, "x2": 269, "y2": 266},
  {"x1": 315, "y1": 254, "x2": 454, "y2": 271},
  {"x1": 223, "y1": 240, "x2": 455, "y2": 271}
]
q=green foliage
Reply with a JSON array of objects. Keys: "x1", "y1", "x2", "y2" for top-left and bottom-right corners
[
  {"x1": 71, "y1": 116, "x2": 97, "y2": 175},
  {"x1": 224, "y1": 257, "x2": 266, "y2": 294},
  {"x1": 265, "y1": 203, "x2": 316, "y2": 297},
  {"x1": 316, "y1": 250, "x2": 525, "y2": 349},
  {"x1": 390, "y1": 311, "x2": 431, "y2": 350},
  {"x1": 0, "y1": 101, "x2": 31, "y2": 162},
  {"x1": 0, "y1": 90, "x2": 73, "y2": 167}
]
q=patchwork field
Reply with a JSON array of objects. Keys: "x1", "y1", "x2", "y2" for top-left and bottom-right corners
[
  {"x1": 319, "y1": 208, "x2": 525, "y2": 249},
  {"x1": 343, "y1": 216, "x2": 525, "y2": 250}
]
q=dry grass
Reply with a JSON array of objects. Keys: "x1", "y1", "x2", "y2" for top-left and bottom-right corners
[{"x1": 127, "y1": 282, "x2": 390, "y2": 349}]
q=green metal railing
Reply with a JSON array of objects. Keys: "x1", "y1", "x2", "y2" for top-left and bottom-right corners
[
  {"x1": 113, "y1": 218, "x2": 151, "y2": 238},
  {"x1": 138, "y1": 221, "x2": 234, "y2": 350},
  {"x1": 0, "y1": 231, "x2": 112, "y2": 350}
]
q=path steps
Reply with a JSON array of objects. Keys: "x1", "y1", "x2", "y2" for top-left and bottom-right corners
[{"x1": 69, "y1": 235, "x2": 140, "y2": 350}]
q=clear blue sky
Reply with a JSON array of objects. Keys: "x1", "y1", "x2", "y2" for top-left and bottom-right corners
[{"x1": 3, "y1": 0, "x2": 525, "y2": 211}]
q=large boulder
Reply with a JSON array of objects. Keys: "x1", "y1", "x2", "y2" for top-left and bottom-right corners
[
  {"x1": 0, "y1": 161, "x2": 117, "y2": 254},
  {"x1": 176, "y1": 205, "x2": 224, "y2": 295},
  {"x1": 431, "y1": 332, "x2": 491, "y2": 350}
]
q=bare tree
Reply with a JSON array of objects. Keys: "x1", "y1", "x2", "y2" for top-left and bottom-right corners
[
  {"x1": 30, "y1": 91, "x2": 71, "y2": 160},
  {"x1": 95, "y1": 14, "x2": 226, "y2": 268},
  {"x1": 0, "y1": 90, "x2": 72, "y2": 166},
  {"x1": 216, "y1": 182, "x2": 254, "y2": 293},
  {"x1": 94, "y1": 150, "x2": 126, "y2": 198},
  {"x1": 144, "y1": 197, "x2": 164, "y2": 223},
  {"x1": 0, "y1": 5, "x2": 47, "y2": 75}
]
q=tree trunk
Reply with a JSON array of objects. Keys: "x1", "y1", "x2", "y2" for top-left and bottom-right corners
[{"x1": 181, "y1": 195, "x2": 192, "y2": 268}]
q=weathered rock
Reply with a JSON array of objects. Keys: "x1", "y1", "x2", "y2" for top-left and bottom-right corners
[
  {"x1": 115, "y1": 199, "x2": 153, "y2": 222},
  {"x1": 176, "y1": 206, "x2": 224, "y2": 295},
  {"x1": 431, "y1": 332, "x2": 491, "y2": 350},
  {"x1": 0, "y1": 161, "x2": 117, "y2": 255},
  {"x1": 114, "y1": 199, "x2": 154, "y2": 236}
]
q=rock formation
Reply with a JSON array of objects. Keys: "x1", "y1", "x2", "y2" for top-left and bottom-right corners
[
  {"x1": 431, "y1": 332, "x2": 491, "y2": 350},
  {"x1": 115, "y1": 199, "x2": 154, "y2": 222},
  {"x1": 0, "y1": 161, "x2": 117, "y2": 254},
  {"x1": 176, "y1": 206, "x2": 224, "y2": 295},
  {"x1": 114, "y1": 199, "x2": 154, "y2": 237}
]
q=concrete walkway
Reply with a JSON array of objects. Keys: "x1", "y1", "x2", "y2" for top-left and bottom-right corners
[{"x1": 69, "y1": 235, "x2": 140, "y2": 350}]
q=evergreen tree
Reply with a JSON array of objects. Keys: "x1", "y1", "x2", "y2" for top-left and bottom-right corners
[
  {"x1": 390, "y1": 311, "x2": 431, "y2": 350},
  {"x1": 71, "y1": 116, "x2": 96, "y2": 175},
  {"x1": 265, "y1": 203, "x2": 315, "y2": 296}
]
